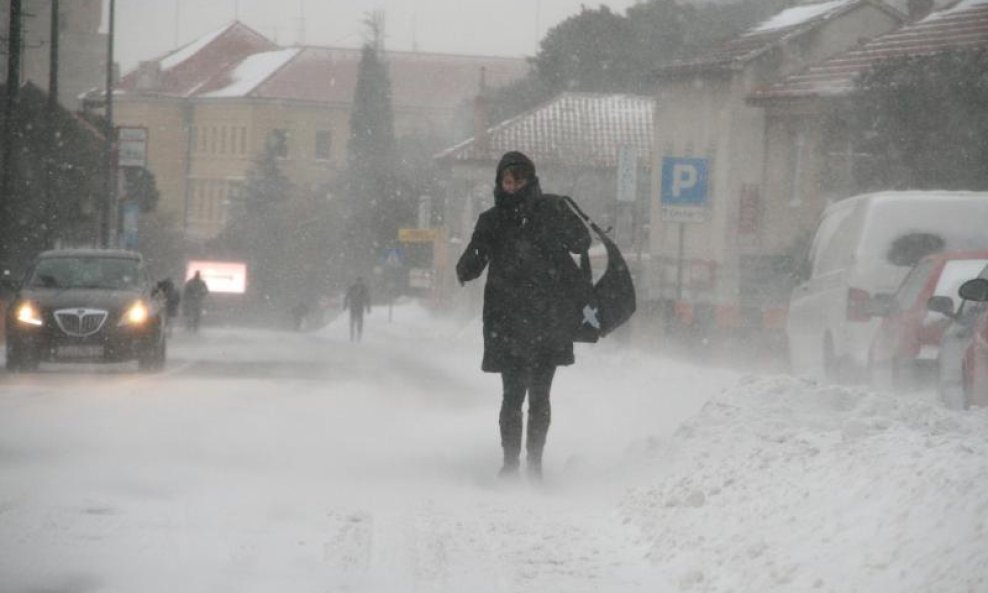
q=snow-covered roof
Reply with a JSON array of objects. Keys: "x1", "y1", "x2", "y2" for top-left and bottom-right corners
[
  {"x1": 103, "y1": 21, "x2": 527, "y2": 111},
  {"x1": 751, "y1": 0, "x2": 988, "y2": 100},
  {"x1": 435, "y1": 92, "x2": 655, "y2": 168},
  {"x1": 660, "y1": 0, "x2": 903, "y2": 74},
  {"x1": 197, "y1": 48, "x2": 301, "y2": 98}
]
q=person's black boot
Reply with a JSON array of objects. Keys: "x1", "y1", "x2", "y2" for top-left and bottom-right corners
[
  {"x1": 526, "y1": 452, "x2": 543, "y2": 481},
  {"x1": 498, "y1": 456, "x2": 520, "y2": 478}
]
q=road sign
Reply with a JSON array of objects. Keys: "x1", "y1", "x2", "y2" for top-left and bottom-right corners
[
  {"x1": 118, "y1": 127, "x2": 148, "y2": 168},
  {"x1": 660, "y1": 157, "x2": 710, "y2": 223},
  {"x1": 616, "y1": 144, "x2": 638, "y2": 203},
  {"x1": 398, "y1": 228, "x2": 440, "y2": 243},
  {"x1": 382, "y1": 247, "x2": 403, "y2": 268}
]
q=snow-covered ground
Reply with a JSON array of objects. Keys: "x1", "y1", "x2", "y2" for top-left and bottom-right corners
[{"x1": 0, "y1": 300, "x2": 986, "y2": 592}]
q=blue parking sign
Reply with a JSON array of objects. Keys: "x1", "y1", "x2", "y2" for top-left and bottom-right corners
[{"x1": 661, "y1": 157, "x2": 709, "y2": 206}]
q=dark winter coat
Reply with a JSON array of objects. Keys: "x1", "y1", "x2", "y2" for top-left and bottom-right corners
[
  {"x1": 457, "y1": 167, "x2": 592, "y2": 372},
  {"x1": 344, "y1": 281, "x2": 371, "y2": 316}
]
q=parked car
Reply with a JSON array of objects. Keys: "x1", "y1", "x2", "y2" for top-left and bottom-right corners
[
  {"x1": 936, "y1": 264, "x2": 988, "y2": 409},
  {"x1": 787, "y1": 190, "x2": 988, "y2": 381},
  {"x1": 955, "y1": 277, "x2": 988, "y2": 408},
  {"x1": 4, "y1": 249, "x2": 167, "y2": 372},
  {"x1": 866, "y1": 252, "x2": 988, "y2": 392}
]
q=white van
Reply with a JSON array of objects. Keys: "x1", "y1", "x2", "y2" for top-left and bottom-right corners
[{"x1": 786, "y1": 191, "x2": 988, "y2": 381}]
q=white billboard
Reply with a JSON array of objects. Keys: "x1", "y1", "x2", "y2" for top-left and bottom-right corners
[{"x1": 185, "y1": 260, "x2": 248, "y2": 294}]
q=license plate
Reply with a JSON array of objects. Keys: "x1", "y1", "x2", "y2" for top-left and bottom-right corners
[{"x1": 56, "y1": 344, "x2": 104, "y2": 359}]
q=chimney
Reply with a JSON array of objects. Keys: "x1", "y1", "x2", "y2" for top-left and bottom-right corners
[
  {"x1": 135, "y1": 60, "x2": 162, "y2": 91},
  {"x1": 907, "y1": 0, "x2": 934, "y2": 20},
  {"x1": 472, "y1": 66, "x2": 490, "y2": 155}
]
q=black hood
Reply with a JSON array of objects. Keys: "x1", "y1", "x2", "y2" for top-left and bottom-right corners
[
  {"x1": 493, "y1": 151, "x2": 540, "y2": 209},
  {"x1": 494, "y1": 151, "x2": 536, "y2": 186}
]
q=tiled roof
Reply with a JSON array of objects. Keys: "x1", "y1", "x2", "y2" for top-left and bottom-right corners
[
  {"x1": 108, "y1": 21, "x2": 528, "y2": 111},
  {"x1": 245, "y1": 47, "x2": 528, "y2": 110},
  {"x1": 435, "y1": 92, "x2": 655, "y2": 168},
  {"x1": 660, "y1": 0, "x2": 899, "y2": 74},
  {"x1": 751, "y1": 0, "x2": 988, "y2": 100},
  {"x1": 115, "y1": 22, "x2": 277, "y2": 98}
]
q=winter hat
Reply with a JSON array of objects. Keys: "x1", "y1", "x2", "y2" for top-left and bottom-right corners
[{"x1": 495, "y1": 151, "x2": 536, "y2": 186}]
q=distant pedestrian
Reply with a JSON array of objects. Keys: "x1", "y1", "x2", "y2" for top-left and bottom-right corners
[
  {"x1": 157, "y1": 278, "x2": 181, "y2": 335},
  {"x1": 183, "y1": 271, "x2": 209, "y2": 333},
  {"x1": 291, "y1": 301, "x2": 309, "y2": 331},
  {"x1": 456, "y1": 151, "x2": 591, "y2": 480},
  {"x1": 343, "y1": 277, "x2": 371, "y2": 342}
]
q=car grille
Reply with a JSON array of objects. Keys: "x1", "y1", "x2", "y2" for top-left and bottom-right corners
[{"x1": 54, "y1": 308, "x2": 108, "y2": 337}]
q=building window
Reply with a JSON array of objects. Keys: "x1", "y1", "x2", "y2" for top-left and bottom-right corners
[
  {"x1": 219, "y1": 126, "x2": 227, "y2": 154},
  {"x1": 314, "y1": 130, "x2": 332, "y2": 160},
  {"x1": 268, "y1": 129, "x2": 289, "y2": 158},
  {"x1": 239, "y1": 127, "x2": 248, "y2": 154}
]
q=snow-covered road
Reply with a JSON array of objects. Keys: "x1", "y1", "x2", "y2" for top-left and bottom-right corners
[{"x1": 1, "y1": 301, "x2": 986, "y2": 592}]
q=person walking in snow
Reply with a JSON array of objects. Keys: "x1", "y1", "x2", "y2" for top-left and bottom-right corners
[
  {"x1": 343, "y1": 277, "x2": 371, "y2": 342},
  {"x1": 456, "y1": 151, "x2": 592, "y2": 480},
  {"x1": 182, "y1": 271, "x2": 209, "y2": 333}
]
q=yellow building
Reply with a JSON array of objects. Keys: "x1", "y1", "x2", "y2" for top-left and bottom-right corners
[{"x1": 98, "y1": 22, "x2": 528, "y2": 241}]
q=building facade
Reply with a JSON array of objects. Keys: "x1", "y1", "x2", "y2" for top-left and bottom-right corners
[
  {"x1": 648, "y1": 0, "x2": 904, "y2": 330},
  {"x1": 94, "y1": 22, "x2": 528, "y2": 241}
]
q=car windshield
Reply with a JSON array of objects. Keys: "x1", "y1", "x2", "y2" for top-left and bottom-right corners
[{"x1": 27, "y1": 256, "x2": 142, "y2": 290}]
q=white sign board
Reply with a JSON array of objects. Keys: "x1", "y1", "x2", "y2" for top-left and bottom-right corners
[
  {"x1": 616, "y1": 145, "x2": 638, "y2": 203},
  {"x1": 118, "y1": 127, "x2": 148, "y2": 168}
]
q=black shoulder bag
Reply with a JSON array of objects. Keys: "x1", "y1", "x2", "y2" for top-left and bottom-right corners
[{"x1": 562, "y1": 196, "x2": 637, "y2": 342}]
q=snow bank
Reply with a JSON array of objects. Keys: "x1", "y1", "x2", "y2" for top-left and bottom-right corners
[{"x1": 622, "y1": 375, "x2": 988, "y2": 593}]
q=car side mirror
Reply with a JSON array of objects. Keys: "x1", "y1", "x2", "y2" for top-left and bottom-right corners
[
  {"x1": 865, "y1": 293, "x2": 895, "y2": 317},
  {"x1": 958, "y1": 278, "x2": 988, "y2": 302},
  {"x1": 926, "y1": 295, "x2": 955, "y2": 318}
]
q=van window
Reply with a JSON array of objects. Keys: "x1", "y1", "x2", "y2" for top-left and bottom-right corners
[
  {"x1": 812, "y1": 204, "x2": 860, "y2": 276},
  {"x1": 893, "y1": 259, "x2": 935, "y2": 309},
  {"x1": 935, "y1": 259, "x2": 988, "y2": 299}
]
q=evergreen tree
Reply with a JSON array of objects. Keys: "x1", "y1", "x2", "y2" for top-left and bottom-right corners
[
  {"x1": 343, "y1": 22, "x2": 406, "y2": 272},
  {"x1": 217, "y1": 134, "x2": 294, "y2": 308},
  {"x1": 848, "y1": 48, "x2": 988, "y2": 191}
]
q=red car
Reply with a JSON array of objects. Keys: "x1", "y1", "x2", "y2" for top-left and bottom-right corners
[
  {"x1": 867, "y1": 251, "x2": 988, "y2": 390},
  {"x1": 959, "y1": 277, "x2": 988, "y2": 407}
]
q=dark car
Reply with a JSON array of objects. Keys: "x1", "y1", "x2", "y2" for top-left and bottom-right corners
[
  {"x1": 867, "y1": 251, "x2": 988, "y2": 391},
  {"x1": 4, "y1": 249, "x2": 167, "y2": 372}
]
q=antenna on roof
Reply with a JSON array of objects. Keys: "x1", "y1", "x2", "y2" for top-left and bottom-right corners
[
  {"x1": 296, "y1": 0, "x2": 306, "y2": 45},
  {"x1": 233, "y1": 0, "x2": 239, "y2": 20}
]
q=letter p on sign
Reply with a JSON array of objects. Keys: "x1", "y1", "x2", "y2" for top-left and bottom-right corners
[
  {"x1": 661, "y1": 157, "x2": 709, "y2": 207},
  {"x1": 672, "y1": 164, "x2": 697, "y2": 197}
]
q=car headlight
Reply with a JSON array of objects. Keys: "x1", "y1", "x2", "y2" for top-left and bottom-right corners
[
  {"x1": 119, "y1": 300, "x2": 149, "y2": 325},
  {"x1": 15, "y1": 301, "x2": 43, "y2": 326}
]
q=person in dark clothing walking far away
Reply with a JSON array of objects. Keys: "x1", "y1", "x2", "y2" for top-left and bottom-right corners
[
  {"x1": 182, "y1": 271, "x2": 209, "y2": 333},
  {"x1": 343, "y1": 277, "x2": 371, "y2": 342},
  {"x1": 456, "y1": 151, "x2": 592, "y2": 480}
]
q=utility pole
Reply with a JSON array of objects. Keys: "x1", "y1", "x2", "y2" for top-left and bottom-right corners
[
  {"x1": 43, "y1": 0, "x2": 60, "y2": 247},
  {"x1": 1, "y1": 0, "x2": 24, "y2": 265},
  {"x1": 101, "y1": 0, "x2": 116, "y2": 247}
]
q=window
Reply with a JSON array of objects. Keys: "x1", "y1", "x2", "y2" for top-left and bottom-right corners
[
  {"x1": 219, "y1": 126, "x2": 227, "y2": 154},
  {"x1": 314, "y1": 130, "x2": 332, "y2": 160},
  {"x1": 269, "y1": 129, "x2": 288, "y2": 158},
  {"x1": 239, "y1": 127, "x2": 248, "y2": 154}
]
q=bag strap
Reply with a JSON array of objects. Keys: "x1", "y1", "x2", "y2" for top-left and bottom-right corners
[{"x1": 562, "y1": 195, "x2": 611, "y2": 242}]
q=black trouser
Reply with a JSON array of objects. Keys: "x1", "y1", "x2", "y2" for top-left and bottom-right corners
[
  {"x1": 499, "y1": 362, "x2": 556, "y2": 466},
  {"x1": 349, "y1": 312, "x2": 364, "y2": 342}
]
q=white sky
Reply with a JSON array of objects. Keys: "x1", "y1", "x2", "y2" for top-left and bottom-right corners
[{"x1": 112, "y1": 0, "x2": 641, "y2": 72}]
